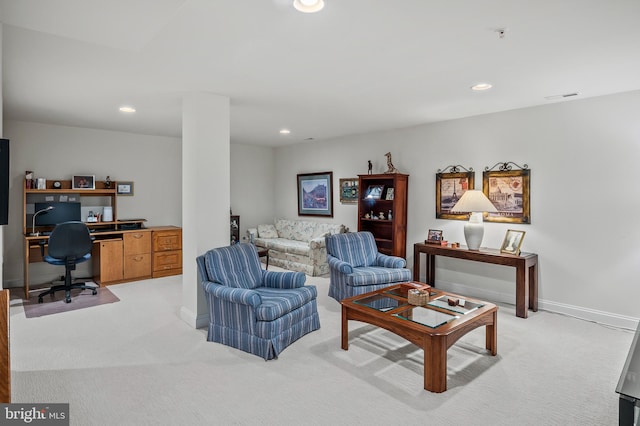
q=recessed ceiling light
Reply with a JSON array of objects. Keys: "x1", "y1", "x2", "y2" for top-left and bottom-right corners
[
  {"x1": 471, "y1": 83, "x2": 493, "y2": 91},
  {"x1": 280, "y1": 129, "x2": 291, "y2": 134},
  {"x1": 119, "y1": 106, "x2": 136, "y2": 113},
  {"x1": 293, "y1": 0, "x2": 325, "y2": 13}
]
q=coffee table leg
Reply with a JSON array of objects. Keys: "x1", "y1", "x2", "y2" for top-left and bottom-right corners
[
  {"x1": 424, "y1": 336, "x2": 447, "y2": 392},
  {"x1": 486, "y1": 310, "x2": 497, "y2": 355},
  {"x1": 341, "y1": 305, "x2": 349, "y2": 350}
]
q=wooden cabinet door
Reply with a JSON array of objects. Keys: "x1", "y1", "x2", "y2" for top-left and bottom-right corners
[
  {"x1": 153, "y1": 230, "x2": 182, "y2": 251},
  {"x1": 93, "y1": 239, "x2": 123, "y2": 284}
]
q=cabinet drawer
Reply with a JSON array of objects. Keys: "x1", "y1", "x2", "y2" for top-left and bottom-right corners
[
  {"x1": 153, "y1": 231, "x2": 182, "y2": 251},
  {"x1": 153, "y1": 251, "x2": 182, "y2": 272},
  {"x1": 124, "y1": 231, "x2": 151, "y2": 255},
  {"x1": 124, "y1": 253, "x2": 152, "y2": 279}
]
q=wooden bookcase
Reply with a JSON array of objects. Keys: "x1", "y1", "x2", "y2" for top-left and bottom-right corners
[{"x1": 358, "y1": 173, "x2": 409, "y2": 258}]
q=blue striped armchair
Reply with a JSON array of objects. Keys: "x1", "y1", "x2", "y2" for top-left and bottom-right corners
[
  {"x1": 196, "y1": 243, "x2": 320, "y2": 360},
  {"x1": 326, "y1": 231, "x2": 412, "y2": 301}
]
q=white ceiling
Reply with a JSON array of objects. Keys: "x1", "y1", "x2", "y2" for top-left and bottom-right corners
[{"x1": 2, "y1": 0, "x2": 640, "y2": 147}]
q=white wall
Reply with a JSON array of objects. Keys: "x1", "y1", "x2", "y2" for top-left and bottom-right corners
[
  {"x1": 2, "y1": 120, "x2": 182, "y2": 287},
  {"x1": 230, "y1": 143, "x2": 276, "y2": 240},
  {"x1": 274, "y1": 90, "x2": 640, "y2": 327}
]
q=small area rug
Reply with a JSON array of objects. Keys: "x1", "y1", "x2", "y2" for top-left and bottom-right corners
[{"x1": 22, "y1": 284, "x2": 120, "y2": 318}]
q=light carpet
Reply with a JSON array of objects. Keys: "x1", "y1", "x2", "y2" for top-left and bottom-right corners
[{"x1": 8, "y1": 271, "x2": 634, "y2": 425}]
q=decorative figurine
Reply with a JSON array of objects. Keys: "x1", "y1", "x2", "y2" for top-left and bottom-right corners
[
  {"x1": 364, "y1": 213, "x2": 370, "y2": 219},
  {"x1": 367, "y1": 160, "x2": 373, "y2": 174},
  {"x1": 105, "y1": 175, "x2": 112, "y2": 188},
  {"x1": 384, "y1": 152, "x2": 400, "y2": 174},
  {"x1": 378, "y1": 212, "x2": 385, "y2": 220}
]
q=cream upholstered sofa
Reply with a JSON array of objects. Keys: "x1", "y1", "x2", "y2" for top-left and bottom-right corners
[{"x1": 254, "y1": 219, "x2": 347, "y2": 276}]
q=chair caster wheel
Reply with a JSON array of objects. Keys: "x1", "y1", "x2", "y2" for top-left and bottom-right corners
[
  {"x1": 65, "y1": 298, "x2": 71, "y2": 304},
  {"x1": 92, "y1": 289, "x2": 97, "y2": 295},
  {"x1": 38, "y1": 297, "x2": 43, "y2": 304}
]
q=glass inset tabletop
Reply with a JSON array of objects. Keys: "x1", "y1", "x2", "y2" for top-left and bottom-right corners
[
  {"x1": 393, "y1": 305, "x2": 458, "y2": 328},
  {"x1": 427, "y1": 295, "x2": 484, "y2": 315},
  {"x1": 353, "y1": 294, "x2": 408, "y2": 312}
]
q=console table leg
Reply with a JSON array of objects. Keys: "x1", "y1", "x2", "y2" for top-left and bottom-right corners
[
  {"x1": 515, "y1": 265, "x2": 528, "y2": 318},
  {"x1": 529, "y1": 264, "x2": 538, "y2": 312}
]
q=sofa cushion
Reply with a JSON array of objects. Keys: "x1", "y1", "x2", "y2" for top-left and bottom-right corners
[
  {"x1": 254, "y1": 286, "x2": 318, "y2": 321},
  {"x1": 343, "y1": 266, "x2": 412, "y2": 287},
  {"x1": 258, "y1": 224, "x2": 278, "y2": 239}
]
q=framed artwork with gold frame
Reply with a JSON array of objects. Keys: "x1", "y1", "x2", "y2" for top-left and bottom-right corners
[
  {"x1": 483, "y1": 166, "x2": 530, "y2": 224},
  {"x1": 436, "y1": 171, "x2": 475, "y2": 220}
]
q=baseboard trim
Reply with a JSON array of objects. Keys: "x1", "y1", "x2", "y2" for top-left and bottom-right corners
[
  {"x1": 180, "y1": 306, "x2": 209, "y2": 329},
  {"x1": 434, "y1": 280, "x2": 639, "y2": 331}
]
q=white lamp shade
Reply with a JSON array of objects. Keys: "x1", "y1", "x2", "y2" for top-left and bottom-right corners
[{"x1": 451, "y1": 190, "x2": 498, "y2": 213}]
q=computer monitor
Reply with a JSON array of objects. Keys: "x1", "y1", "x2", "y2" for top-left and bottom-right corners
[{"x1": 34, "y1": 202, "x2": 81, "y2": 226}]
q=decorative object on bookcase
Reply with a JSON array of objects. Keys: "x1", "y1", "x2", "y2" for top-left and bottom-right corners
[
  {"x1": 436, "y1": 165, "x2": 475, "y2": 220},
  {"x1": 297, "y1": 171, "x2": 333, "y2": 217},
  {"x1": 104, "y1": 176, "x2": 112, "y2": 188},
  {"x1": 367, "y1": 160, "x2": 372, "y2": 174},
  {"x1": 25, "y1": 171, "x2": 34, "y2": 189},
  {"x1": 483, "y1": 162, "x2": 530, "y2": 224},
  {"x1": 384, "y1": 152, "x2": 400, "y2": 174},
  {"x1": 357, "y1": 173, "x2": 408, "y2": 257},
  {"x1": 339, "y1": 178, "x2": 359, "y2": 204}
]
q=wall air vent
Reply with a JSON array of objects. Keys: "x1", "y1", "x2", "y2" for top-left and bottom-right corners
[{"x1": 545, "y1": 92, "x2": 581, "y2": 100}]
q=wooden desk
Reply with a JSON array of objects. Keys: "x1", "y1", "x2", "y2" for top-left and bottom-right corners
[
  {"x1": 413, "y1": 243, "x2": 538, "y2": 318},
  {"x1": 22, "y1": 226, "x2": 181, "y2": 299}
]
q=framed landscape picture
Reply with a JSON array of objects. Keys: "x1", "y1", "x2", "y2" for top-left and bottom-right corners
[
  {"x1": 436, "y1": 171, "x2": 474, "y2": 220},
  {"x1": 339, "y1": 178, "x2": 359, "y2": 204},
  {"x1": 297, "y1": 171, "x2": 333, "y2": 217}
]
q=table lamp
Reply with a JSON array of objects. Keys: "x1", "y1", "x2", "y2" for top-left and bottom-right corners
[
  {"x1": 31, "y1": 205, "x2": 54, "y2": 236},
  {"x1": 451, "y1": 190, "x2": 498, "y2": 250}
]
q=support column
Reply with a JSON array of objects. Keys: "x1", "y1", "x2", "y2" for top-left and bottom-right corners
[{"x1": 180, "y1": 92, "x2": 230, "y2": 328}]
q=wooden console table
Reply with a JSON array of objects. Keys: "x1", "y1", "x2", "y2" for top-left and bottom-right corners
[{"x1": 413, "y1": 243, "x2": 538, "y2": 318}]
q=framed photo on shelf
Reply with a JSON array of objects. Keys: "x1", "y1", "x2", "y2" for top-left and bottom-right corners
[
  {"x1": 500, "y1": 229, "x2": 526, "y2": 255},
  {"x1": 426, "y1": 229, "x2": 443, "y2": 244},
  {"x1": 116, "y1": 181, "x2": 134, "y2": 196},
  {"x1": 297, "y1": 171, "x2": 333, "y2": 217},
  {"x1": 339, "y1": 178, "x2": 359, "y2": 204},
  {"x1": 483, "y1": 168, "x2": 530, "y2": 224},
  {"x1": 385, "y1": 187, "x2": 395, "y2": 200},
  {"x1": 436, "y1": 171, "x2": 474, "y2": 220},
  {"x1": 364, "y1": 184, "x2": 384, "y2": 200},
  {"x1": 72, "y1": 175, "x2": 95, "y2": 190}
]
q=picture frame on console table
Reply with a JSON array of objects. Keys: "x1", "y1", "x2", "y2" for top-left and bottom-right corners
[
  {"x1": 483, "y1": 164, "x2": 530, "y2": 224},
  {"x1": 426, "y1": 229, "x2": 443, "y2": 244},
  {"x1": 297, "y1": 172, "x2": 333, "y2": 217},
  {"x1": 500, "y1": 229, "x2": 525, "y2": 255},
  {"x1": 116, "y1": 181, "x2": 134, "y2": 196},
  {"x1": 72, "y1": 175, "x2": 95, "y2": 190},
  {"x1": 436, "y1": 169, "x2": 474, "y2": 220}
]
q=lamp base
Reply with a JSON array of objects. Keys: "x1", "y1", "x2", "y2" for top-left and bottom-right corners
[{"x1": 463, "y1": 212, "x2": 485, "y2": 250}]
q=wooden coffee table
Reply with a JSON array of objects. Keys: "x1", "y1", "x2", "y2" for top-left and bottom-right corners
[{"x1": 341, "y1": 282, "x2": 497, "y2": 393}]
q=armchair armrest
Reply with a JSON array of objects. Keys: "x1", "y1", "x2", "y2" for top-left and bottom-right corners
[
  {"x1": 309, "y1": 234, "x2": 329, "y2": 250},
  {"x1": 375, "y1": 253, "x2": 406, "y2": 268},
  {"x1": 202, "y1": 281, "x2": 262, "y2": 307},
  {"x1": 328, "y1": 255, "x2": 353, "y2": 274},
  {"x1": 262, "y1": 270, "x2": 306, "y2": 289}
]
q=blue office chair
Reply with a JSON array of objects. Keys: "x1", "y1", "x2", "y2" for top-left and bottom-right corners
[{"x1": 38, "y1": 221, "x2": 97, "y2": 304}]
